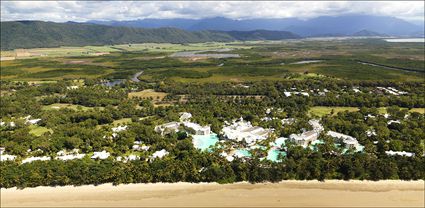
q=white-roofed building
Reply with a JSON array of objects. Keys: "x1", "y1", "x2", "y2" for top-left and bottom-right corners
[
  {"x1": 66, "y1": 86, "x2": 79, "y2": 90},
  {"x1": 112, "y1": 125, "x2": 127, "y2": 132},
  {"x1": 91, "y1": 150, "x2": 110, "y2": 160},
  {"x1": 309, "y1": 119, "x2": 324, "y2": 134},
  {"x1": 289, "y1": 130, "x2": 319, "y2": 147},
  {"x1": 387, "y1": 120, "x2": 401, "y2": 125},
  {"x1": 132, "y1": 144, "x2": 150, "y2": 151},
  {"x1": 385, "y1": 150, "x2": 414, "y2": 157},
  {"x1": 56, "y1": 154, "x2": 86, "y2": 161},
  {"x1": 284, "y1": 92, "x2": 292, "y2": 97},
  {"x1": 150, "y1": 149, "x2": 169, "y2": 160},
  {"x1": 22, "y1": 156, "x2": 51, "y2": 164},
  {"x1": 154, "y1": 122, "x2": 181, "y2": 135},
  {"x1": 1, "y1": 154, "x2": 16, "y2": 161},
  {"x1": 179, "y1": 112, "x2": 192, "y2": 122},
  {"x1": 221, "y1": 118, "x2": 272, "y2": 145},
  {"x1": 183, "y1": 122, "x2": 211, "y2": 135},
  {"x1": 55, "y1": 149, "x2": 85, "y2": 161},
  {"x1": 326, "y1": 131, "x2": 362, "y2": 150}
]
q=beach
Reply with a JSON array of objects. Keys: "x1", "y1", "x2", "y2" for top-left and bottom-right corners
[{"x1": 1, "y1": 180, "x2": 424, "y2": 207}]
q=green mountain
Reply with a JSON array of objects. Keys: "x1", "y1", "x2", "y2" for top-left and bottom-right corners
[{"x1": 1, "y1": 21, "x2": 299, "y2": 50}]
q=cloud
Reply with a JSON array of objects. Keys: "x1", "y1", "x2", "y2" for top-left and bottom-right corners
[{"x1": 1, "y1": 1, "x2": 423, "y2": 24}]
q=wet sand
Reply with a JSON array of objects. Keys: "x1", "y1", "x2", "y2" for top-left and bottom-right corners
[{"x1": 1, "y1": 180, "x2": 424, "y2": 207}]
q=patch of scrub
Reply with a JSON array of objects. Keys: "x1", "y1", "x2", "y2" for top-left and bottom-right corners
[
  {"x1": 192, "y1": 133, "x2": 219, "y2": 151},
  {"x1": 267, "y1": 149, "x2": 286, "y2": 162}
]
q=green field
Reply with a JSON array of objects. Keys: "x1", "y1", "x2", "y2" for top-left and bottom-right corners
[
  {"x1": 309, "y1": 106, "x2": 425, "y2": 117},
  {"x1": 42, "y1": 103, "x2": 104, "y2": 111},
  {"x1": 29, "y1": 125, "x2": 53, "y2": 136}
]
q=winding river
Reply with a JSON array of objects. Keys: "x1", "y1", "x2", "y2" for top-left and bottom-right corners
[{"x1": 102, "y1": 70, "x2": 144, "y2": 86}]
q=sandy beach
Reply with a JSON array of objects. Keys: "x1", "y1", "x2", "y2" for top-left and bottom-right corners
[{"x1": 1, "y1": 180, "x2": 424, "y2": 207}]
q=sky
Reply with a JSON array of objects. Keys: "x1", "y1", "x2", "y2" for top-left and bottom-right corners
[{"x1": 1, "y1": 1, "x2": 424, "y2": 24}]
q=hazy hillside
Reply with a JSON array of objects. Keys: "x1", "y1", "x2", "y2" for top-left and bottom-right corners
[
  {"x1": 1, "y1": 21, "x2": 299, "y2": 50},
  {"x1": 226, "y1": 30, "x2": 300, "y2": 40},
  {"x1": 351, "y1": 30, "x2": 387, "y2": 37},
  {"x1": 89, "y1": 15, "x2": 423, "y2": 37}
]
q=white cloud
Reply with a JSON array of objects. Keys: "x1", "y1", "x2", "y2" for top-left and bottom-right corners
[{"x1": 1, "y1": 1, "x2": 423, "y2": 24}]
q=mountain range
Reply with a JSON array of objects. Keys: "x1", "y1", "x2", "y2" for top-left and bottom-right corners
[
  {"x1": 1, "y1": 15, "x2": 423, "y2": 50},
  {"x1": 0, "y1": 21, "x2": 299, "y2": 50},
  {"x1": 89, "y1": 15, "x2": 424, "y2": 37}
]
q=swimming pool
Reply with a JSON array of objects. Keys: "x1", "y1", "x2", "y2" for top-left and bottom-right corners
[
  {"x1": 267, "y1": 149, "x2": 286, "y2": 162},
  {"x1": 234, "y1": 149, "x2": 252, "y2": 158},
  {"x1": 192, "y1": 133, "x2": 219, "y2": 151}
]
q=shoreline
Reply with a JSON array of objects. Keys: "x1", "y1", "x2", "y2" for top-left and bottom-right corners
[{"x1": 2, "y1": 180, "x2": 424, "y2": 207}]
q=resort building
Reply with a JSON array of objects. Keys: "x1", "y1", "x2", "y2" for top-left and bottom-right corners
[
  {"x1": 183, "y1": 122, "x2": 211, "y2": 135},
  {"x1": 326, "y1": 131, "x2": 362, "y2": 150},
  {"x1": 377, "y1": 87, "x2": 407, "y2": 96},
  {"x1": 221, "y1": 118, "x2": 272, "y2": 145},
  {"x1": 385, "y1": 150, "x2": 415, "y2": 157},
  {"x1": 283, "y1": 91, "x2": 310, "y2": 97},
  {"x1": 22, "y1": 156, "x2": 51, "y2": 164},
  {"x1": 132, "y1": 144, "x2": 150, "y2": 151},
  {"x1": 150, "y1": 149, "x2": 169, "y2": 160},
  {"x1": 0, "y1": 154, "x2": 16, "y2": 161},
  {"x1": 154, "y1": 122, "x2": 180, "y2": 135},
  {"x1": 309, "y1": 119, "x2": 324, "y2": 133},
  {"x1": 112, "y1": 125, "x2": 127, "y2": 132},
  {"x1": 289, "y1": 130, "x2": 319, "y2": 147},
  {"x1": 91, "y1": 151, "x2": 110, "y2": 160},
  {"x1": 179, "y1": 112, "x2": 192, "y2": 122},
  {"x1": 66, "y1": 86, "x2": 79, "y2": 90},
  {"x1": 55, "y1": 149, "x2": 85, "y2": 161}
]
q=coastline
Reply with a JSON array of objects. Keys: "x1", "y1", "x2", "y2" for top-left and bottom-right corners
[{"x1": 1, "y1": 180, "x2": 424, "y2": 207}]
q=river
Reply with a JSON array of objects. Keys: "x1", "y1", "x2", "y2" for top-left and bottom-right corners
[{"x1": 102, "y1": 70, "x2": 144, "y2": 86}]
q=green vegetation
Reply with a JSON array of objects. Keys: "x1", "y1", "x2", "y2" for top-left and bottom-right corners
[
  {"x1": 1, "y1": 21, "x2": 299, "y2": 50},
  {"x1": 28, "y1": 125, "x2": 53, "y2": 136},
  {"x1": 1, "y1": 39, "x2": 424, "y2": 188}
]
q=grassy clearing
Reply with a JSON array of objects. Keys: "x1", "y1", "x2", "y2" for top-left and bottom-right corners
[
  {"x1": 128, "y1": 89, "x2": 168, "y2": 101},
  {"x1": 42, "y1": 103, "x2": 104, "y2": 111},
  {"x1": 309, "y1": 106, "x2": 425, "y2": 117},
  {"x1": 377, "y1": 107, "x2": 425, "y2": 114},
  {"x1": 308, "y1": 106, "x2": 359, "y2": 117},
  {"x1": 29, "y1": 125, "x2": 53, "y2": 136},
  {"x1": 112, "y1": 118, "x2": 132, "y2": 126}
]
